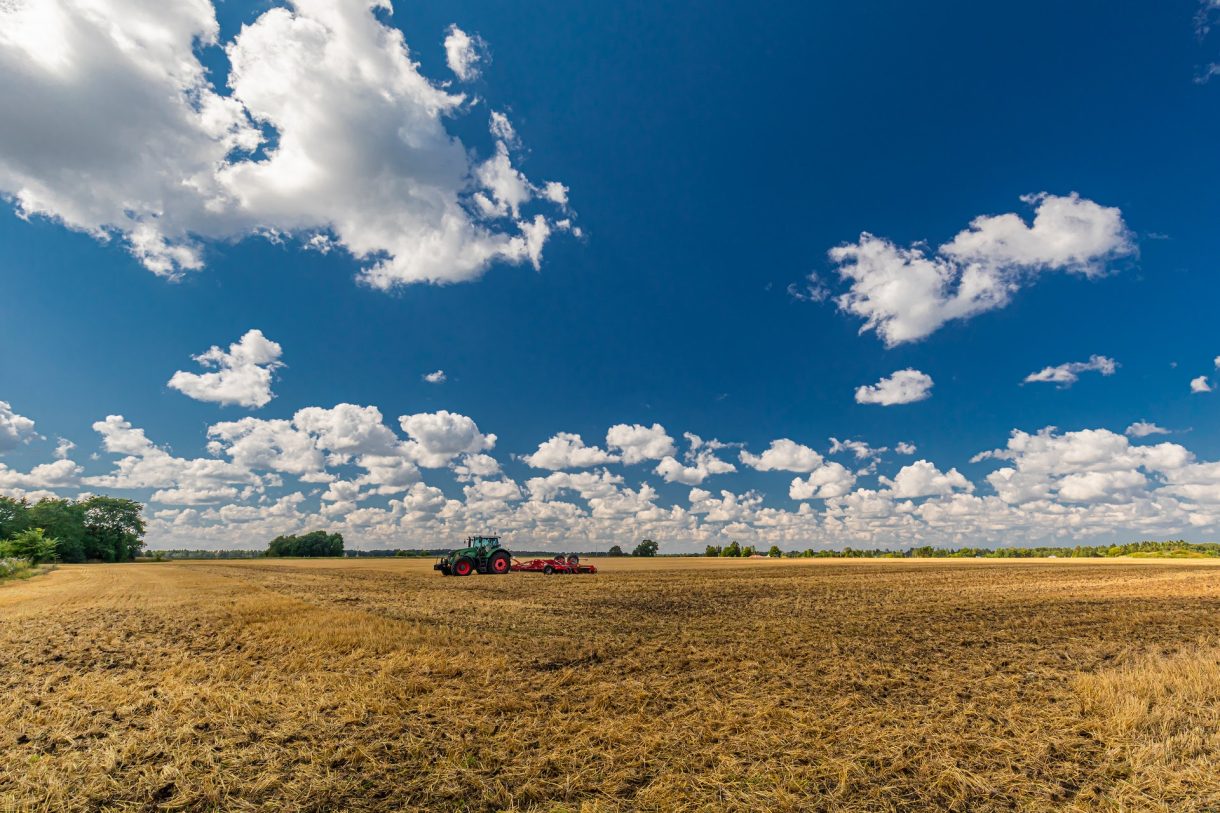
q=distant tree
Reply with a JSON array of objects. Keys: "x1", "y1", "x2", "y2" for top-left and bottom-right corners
[
  {"x1": 632, "y1": 538, "x2": 659, "y2": 557},
  {"x1": 0, "y1": 496, "x2": 31, "y2": 539},
  {"x1": 82, "y1": 496, "x2": 146, "y2": 562},
  {"x1": 721, "y1": 541, "x2": 741, "y2": 557},
  {"x1": 28, "y1": 499, "x2": 87, "y2": 563},
  {"x1": 705, "y1": 544, "x2": 721, "y2": 557},
  {"x1": 767, "y1": 545, "x2": 782, "y2": 558},
  {"x1": 267, "y1": 531, "x2": 344, "y2": 557},
  {"x1": 742, "y1": 545, "x2": 757, "y2": 557},
  {"x1": 7, "y1": 528, "x2": 58, "y2": 564},
  {"x1": 607, "y1": 544, "x2": 625, "y2": 557}
]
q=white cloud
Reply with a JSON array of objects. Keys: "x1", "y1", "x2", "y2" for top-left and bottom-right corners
[
  {"x1": 451, "y1": 453, "x2": 501, "y2": 482},
  {"x1": 1125, "y1": 421, "x2": 1170, "y2": 438},
  {"x1": 855, "y1": 369, "x2": 934, "y2": 406},
  {"x1": 654, "y1": 452, "x2": 735, "y2": 486},
  {"x1": 88, "y1": 415, "x2": 264, "y2": 502},
  {"x1": 831, "y1": 193, "x2": 1134, "y2": 346},
  {"x1": 788, "y1": 462, "x2": 856, "y2": 500},
  {"x1": 1023, "y1": 355, "x2": 1117, "y2": 387},
  {"x1": 53, "y1": 437, "x2": 76, "y2": 459},
  {"x1": 474, "y1": 141, "x2": 533, "y2": 219},
  {"x1": 399, "y1": 410, "x2": 496, "y2": 468},
  {"x1": 168, "y1": 329, "x2": 283, "y2": 408},
  {"x1": 423, "y1": 370, "x2": 447, "y2": 384},
  {"x1": 0, "y1": 1, "x2": 568, "y2": 288},
  {"x1": 606, "y1": 423, "x2": 676, "y2": 465},
  {"x1": 654, "y1": 433, "x2": 737, "y2": 485},
  {"x1": 541, "y1": 181, "x2": 569, "y2": 207},
  {"x1": 526, "y1": 469, "x2": 623, "y2": 502},
  {"x1": 207, "y1": 417, "x2": 328, "y2": 481},
  {"x1": 1191, "y1": 375, "x2": 1213, "y2": 393},
  {"x1": 0, "y1": 401, "x2": 39, "y2": 451},
  {"x1": 976, "y1": 427, "x2": 1192, "y2": 508},
  {"x1": 879, "y1": 460, "x2": 972, "y2": 499},
  {"x1": 895, "y1": 442, "x2": 917, "y2": 455},
  {"x1": 829, "y1": 438, "x2": 888, "y2": 460},
  {"x1": 522, "y1": 432, "x2": 619, "y2": 470},
  {"x1": 0, "y1": 458, "x2": 82, "y2": 491},
  {"x1": 786, "y1": 272, "x2": 831, "y2": 303},
  {"x1": 294, "y1": 404, "x2": 401, "y2": 458},
  {"x1": 443, "y1": 24, "x2": 484, "y2": 81},
  {"x1": 489, "y1": 111, "x2": 517, "y2": 144},
  {"x1": 739, "y1": 439, "x2": 824, "y2": 472}
]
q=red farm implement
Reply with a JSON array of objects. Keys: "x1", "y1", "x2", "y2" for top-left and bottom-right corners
[{"x1": 511, "y1": 553, "x2": 597, "y2": 575}]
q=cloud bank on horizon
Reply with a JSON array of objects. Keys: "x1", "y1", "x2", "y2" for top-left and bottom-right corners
[{"x1": 2, "y1": 392, "x2": 1220, "y2": 551}]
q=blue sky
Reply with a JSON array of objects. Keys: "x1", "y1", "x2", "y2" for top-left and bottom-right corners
[{"x1": 1, "y1": 0, "x2": 1219, "y2": 550}]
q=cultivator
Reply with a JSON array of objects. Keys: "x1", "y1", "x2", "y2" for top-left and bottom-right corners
[
  {"x1": 510, "y1": 553, "x2": 597, "y2": 575},
  {"x1": 434, "y1": 536, "x2": 596, "y2": 576}
]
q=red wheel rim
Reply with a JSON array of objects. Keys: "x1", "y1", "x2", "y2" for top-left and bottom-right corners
[
  {"x1": 455, "y1": 560, "x2": 472, "y2": 576},
  {"x1": 492, "y1": 557, "x2": 508, "y2": 573}
]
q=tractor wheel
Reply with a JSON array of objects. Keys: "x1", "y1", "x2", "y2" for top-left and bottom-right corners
[
  {"x1": 543, "y1": 564, "x2": 555, "y2": 575},
  {"x1": 453, "y1": 557, "x2": 475, "y2": 577},
  {"x1": 567, "y1": 554, "x2": 580, "y2": 566},
  {"x1": 489, "y1": 551, "x2": 511, "y2": 574}
]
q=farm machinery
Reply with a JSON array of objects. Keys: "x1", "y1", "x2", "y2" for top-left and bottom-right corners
[
  {"x1": 434, "y1": 536, "x2": 596, "y2": 576},
  {"x1": 511, "y1": 553, "x2": 597, "y2": 575}
]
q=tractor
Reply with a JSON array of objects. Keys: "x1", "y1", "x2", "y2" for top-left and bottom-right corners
[{"x1": 434, "y1": 535, "x2": 512, "y2": 576}]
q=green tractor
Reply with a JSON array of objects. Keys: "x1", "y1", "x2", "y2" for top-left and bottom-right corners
[{"x1": 434, "y1": 535, "x2": 512, "y2": 576}]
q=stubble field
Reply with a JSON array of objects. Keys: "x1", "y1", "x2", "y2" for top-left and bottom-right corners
[{"x1": 1, "y1": 556, "x2": 1218, "y2": 812}]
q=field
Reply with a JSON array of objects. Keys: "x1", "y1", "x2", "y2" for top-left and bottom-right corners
[{"x1": 2, "y1": 558, "x2": 1218, "y2": 812}]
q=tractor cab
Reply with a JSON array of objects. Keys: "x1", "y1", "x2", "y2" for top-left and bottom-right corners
[{"x1": 434, "y1": 535, "x2": 512, "y2": 576}]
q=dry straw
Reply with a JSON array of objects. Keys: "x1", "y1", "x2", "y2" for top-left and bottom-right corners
[{"x1": 1, "y1": 556, "x2": 1218, "y2": 811}]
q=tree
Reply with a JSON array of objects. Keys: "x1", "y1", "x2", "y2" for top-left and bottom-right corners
[
  {"x1": 82, "y1": 497, "x2": 146, "y2": 562},
  {"x1": 705, "y1": 544, "x2": 721, "y2": 557},
  {"x1": 267, "y1": 531, "x2": 344, "y2": 557},
  {"x1": 742, "y1": 545, "x2": 757, "y2": 557},
  {"x1": 632, "y1": 538, "x2": 659, "y2": 557},
  {"x1": 767, "y1": 545, "x2": 782, "y2": 558},
  {"x1": 0, "y1": 496, "x2": 31, "y2": 539},
  {"x1": 721, "y1": 541, "x2": 741, "y2": 557},
  {"x1": 28, "y1": 499, "x2": 87, "y2": 563},
  {"x1": 7, "y1": 528, "x2": 58, "y2": 564},
  {"x1": 607, "y1": 544, "x2": 624, "y2": 556}
]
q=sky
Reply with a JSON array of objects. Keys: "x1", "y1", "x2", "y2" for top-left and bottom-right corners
[{"x1": 1, "y1": 0, "x2": 1220, "y2": 552}]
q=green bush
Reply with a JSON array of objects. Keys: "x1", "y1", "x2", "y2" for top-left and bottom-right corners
[{"x1": 7, "y1": 528, "x2": 59, "y2": 564}]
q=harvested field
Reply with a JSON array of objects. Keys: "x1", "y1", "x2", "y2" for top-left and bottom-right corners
[{"x1": 1, "y1": 557, "x2": 1218, "y2": 812}]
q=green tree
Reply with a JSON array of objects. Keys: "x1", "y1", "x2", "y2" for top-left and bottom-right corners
[
  {"x1": 607, "y1": 544, "x2": 624, "y2": 556},
  {"x1": 742, "y1": 545, "x2": 756, "y2": 557},
  {"x1": 28, "y1": 499, "x2": 87, "y2": 563},
  {"x1": 267, "y1": 531, "x2": 344, "y2": 557},
  {"x1": 632, "y1": 538, "x2": 659, "y2": 557},
  {"x1": 8, "y1": 527, "x2": 58, "y2": 564},
  {"x1": 704, "y1": 544, "x2": 721, "y2": 557},
  {"x1": 767, "y1": 545, "x2": 782, "y2": 558},
  {"x1": 0, "y1": 496, "x2": 31, "y2": 539},
  {"x1": 82, "y1": 497, "x2": 146, "y2": 562},
  {"x1": 721, "y1": 541, "x2": 741, "y2": 557}
]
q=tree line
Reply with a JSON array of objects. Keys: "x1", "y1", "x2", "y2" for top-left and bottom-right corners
[
  {"x1": 703, "y1": 542, "x2": 781, "y2": 557},
  {"x1": 697, "y1": 539, "x2": 1220, "y2": 559},
  {"x1": 0, "y1": 496, "x2": 145, "y2": 564}
]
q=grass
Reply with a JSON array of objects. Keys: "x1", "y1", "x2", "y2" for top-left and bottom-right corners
[{"x1": 1, "y1": 557, "x2": 1218, "y2": 811}]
